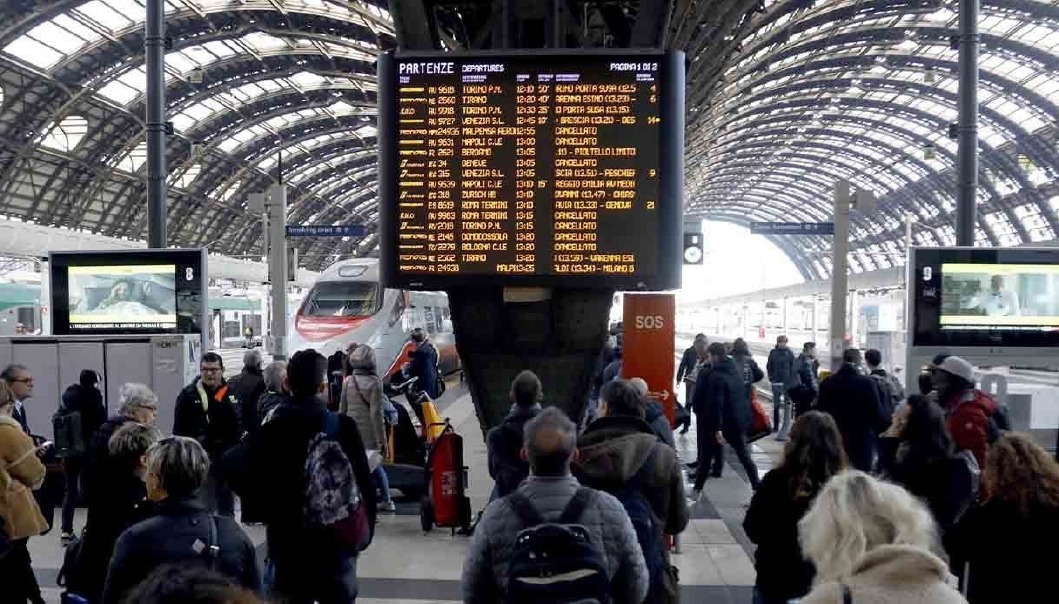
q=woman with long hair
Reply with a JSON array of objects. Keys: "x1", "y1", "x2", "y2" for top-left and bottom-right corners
[
  {"x1": 743, "y1": 411, "x2": 848, "y2": 604},
  {"x1": 798, "y1": 470, "x2": 965, "y2": 604},
  {"x1": 949, "y1": 433, "x2": 1059, "y2": 602},
  {"x1": 879, "y1": 395, "x2": 976, "y2": 532},
  {"x1": 0, "y1": 380, "x2": 48, "y2": 604}
]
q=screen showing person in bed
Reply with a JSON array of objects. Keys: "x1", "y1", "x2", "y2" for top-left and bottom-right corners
[
  {"x1": 67, "y1": 265, "x2": 177, "y2": 329},
  {"x1": 940, "y1": 263, "x2": 1059, "y2": 329}
]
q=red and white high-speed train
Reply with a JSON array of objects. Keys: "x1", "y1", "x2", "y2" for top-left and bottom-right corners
[{"x1": 289, "y1": 259, "x2": 460, "y2": 380}]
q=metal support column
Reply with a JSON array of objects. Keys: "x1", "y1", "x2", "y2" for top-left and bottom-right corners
[
  {"x1": 830, "y1": 181, "x2": 851, "y2": 371},
  {"x1": 956, "y1": 0, "x2": 979, "y2": 246},
  {"x1": 145, "y1": 0, "x2": 167, "y2": 248},
  {"x1": 267, "y1": 184, "x2": 288, "y2": 360}
]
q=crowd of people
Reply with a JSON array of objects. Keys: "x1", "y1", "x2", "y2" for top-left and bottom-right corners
[{"x1": 2, "y1": 324, "x2": 1059, "y2": 604}]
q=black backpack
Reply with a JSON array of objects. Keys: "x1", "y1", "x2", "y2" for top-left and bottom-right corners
[
  {"x1": 53, "y1": 405, "x2": 85, "y2": 459},
  {"x1": 609, "y1": 446, "x2": 666, "y2": 592},
  {"x1": 506, "y1": 488, "x2": 610, "y2": 604}
]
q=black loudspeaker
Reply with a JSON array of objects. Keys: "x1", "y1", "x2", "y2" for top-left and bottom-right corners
[{"x1": 683, "y1": 232, "x2": 704, "y2": 265}]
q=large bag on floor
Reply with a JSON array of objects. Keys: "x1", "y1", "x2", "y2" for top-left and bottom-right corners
[{"x1": 748, "y1": 390, "x2": 772, "y2": 443}]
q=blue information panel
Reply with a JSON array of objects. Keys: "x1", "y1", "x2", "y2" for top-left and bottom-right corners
[
  {"x1": 750, "y1": 221, "x2": 835, "y2": 235},
  {"x1": 286, "y1": 225, "x2": 366, "y2": 237}
]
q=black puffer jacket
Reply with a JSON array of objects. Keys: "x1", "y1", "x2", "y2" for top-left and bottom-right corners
[
  {"x1": 84, "y1": 415, "x2": 134, "y2": 506},
  {"x1": 693, "y1": 357, "x2": 751, "y2": 433}
]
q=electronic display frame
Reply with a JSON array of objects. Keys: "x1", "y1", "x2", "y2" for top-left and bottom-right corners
[
  {"x1": 49, "y1": 249, "x2": 208, "y2": 339},
  {"x1": 378, "y1": 48, "x2": 685, "y2": 291},
  {"x1": 908, "y1": 246, "x2": 1059, "y2": 349}
]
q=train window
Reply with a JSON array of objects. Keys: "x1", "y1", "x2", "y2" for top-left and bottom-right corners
[
  {"x1": 424, "y1": 306, "x2": 436, "y2": 334},
  {"x1": 302, "y1": 281, "x2": 379, "y2": 317}
]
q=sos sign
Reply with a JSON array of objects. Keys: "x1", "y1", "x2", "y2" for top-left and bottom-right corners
[
  {"x1": 634, "y1": 315, "x2": 666, "y2": 329},
  {"x1": 622, "y1": 293, "x2": 677, "y2": 425}
]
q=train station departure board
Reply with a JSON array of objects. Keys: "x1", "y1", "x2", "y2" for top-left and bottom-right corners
[{"x1": 378, "y1": 50, "x2": 684, "y2": 291}]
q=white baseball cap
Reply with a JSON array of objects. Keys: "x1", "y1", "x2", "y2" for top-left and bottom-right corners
[{"x1": 937, "y1": 356, "x2": 975, "y2": 384}]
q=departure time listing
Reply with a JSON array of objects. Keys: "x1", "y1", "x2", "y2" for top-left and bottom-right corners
[{"x1": 393, "y1": 56, "x2": 662, "y2": 278}]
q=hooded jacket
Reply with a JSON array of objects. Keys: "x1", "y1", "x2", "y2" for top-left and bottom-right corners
[
  {"x1": 0, "y1": 414, "x2": 47, "y2": 539},
  {"x1": 340, "y1": 371, "x2": 386, "y2": 452},
  {"x1": 693, "y1": 356, "x2": 751, "y2": 433},
  {"x1": 575, "y1": 415, "x2": 688, "y2": 543},
  {"x1": 941, "y1": 389, "x2": 997, "y2": 469},
  {"x1": 486, "y1": 404, "x2": 540, "y2": 498},
  {"x1": 801, "y1": 545, "x2": 964, "y2": 604}
]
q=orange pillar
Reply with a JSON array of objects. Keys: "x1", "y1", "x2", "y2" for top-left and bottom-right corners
[{"x1": 622, "y1": 293, "x2": 677, "y2": 425}]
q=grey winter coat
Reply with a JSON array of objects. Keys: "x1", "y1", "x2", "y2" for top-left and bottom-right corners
[
  {"x1": 339, "y1": 371, "x2": 386, "y2": 452},
  {"x1": 461, "y1": 474, "x2": 649, "y2": 604}
]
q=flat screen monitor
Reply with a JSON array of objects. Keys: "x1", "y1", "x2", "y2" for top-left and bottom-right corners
[
  {"x1": 377, "y1": 49, "x2": 685, "y2": 290},
  {"x1": 911, "y1": 247, "x2": 1059, "y2": 347},
  {"x1": 50, "y1": 249, "x2": 207, "y2": 336}
]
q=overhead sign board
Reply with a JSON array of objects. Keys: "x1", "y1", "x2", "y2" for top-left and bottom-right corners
[
  {"x1": 750, "y1": 221, "x2": 835, "y2": 235},
  {"x1": 285, "y1": 225, "x2": 366, "y2": 237},
  {"x1": 378, "y1": 49, "x2": 686, "y2": 291}
]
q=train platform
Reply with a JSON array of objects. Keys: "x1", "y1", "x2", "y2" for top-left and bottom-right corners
[{"x1": 27, "y1": 379, "x2": 777, "y2": 603}]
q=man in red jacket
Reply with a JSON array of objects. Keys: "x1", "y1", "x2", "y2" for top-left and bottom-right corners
[{"x1": 933, "y1": 356, "x2": 997, "y2": 468}]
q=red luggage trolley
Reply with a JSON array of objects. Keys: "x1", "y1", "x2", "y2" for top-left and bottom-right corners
[{"x1": 419, "y1": 418, "x2": 472, "y2": 534}]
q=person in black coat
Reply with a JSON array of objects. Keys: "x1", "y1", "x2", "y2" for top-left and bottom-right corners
[
  {"x1": 691, "y1": 343, "x2": 761, "y2": 499},
  {"x1": 173, "y1": 352, "x2": 241, "y2": 516},
  {"x1": 744, "y1": 411, "x2": 848, "y2": 604},
  {"x1": 66, "y1": 422, "x2": 159, "y2": 603},
  {"x1": 220, "y1": 349, "x2": 376, "y2": 604},
  {"x1": 58, "y1": 369, "x2": 108, "y2": 537},
  {"x1": 102, "y1": 436, "x2": 260, "y2": 604},
  {"x1": 486, "y1": 371, "x2": 542, "y2": 499},
  {"x1": 83, "y1": 384, "x2": 159, "y2": 510},
  {"x1": 815, "y1": 348, "x2": 888, "y2": 472},
  {"x1": 878, "y1": 395, "x2": 974, "y2": 534},
  {"x1": 947, "y1": 433, "x2": 1059, "y2": 603},
  {"x1": 228, "y1": 349, "x2": 266, "y2": 436},
  {"x1": 407, "y1": 328, "x2": 441, "y2": 399}
]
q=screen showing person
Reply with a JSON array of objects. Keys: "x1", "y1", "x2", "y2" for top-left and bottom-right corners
[
  {"x1": 67, "y1": 265, "x2": 177, "y2": 329},
  {"x1": 940, "y1": 263, "x2": 1059, "y2": 328}
]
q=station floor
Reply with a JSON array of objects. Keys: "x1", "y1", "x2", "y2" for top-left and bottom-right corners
[{"x1": 29, "y1": 379, "x2": 779, "y2": 603}]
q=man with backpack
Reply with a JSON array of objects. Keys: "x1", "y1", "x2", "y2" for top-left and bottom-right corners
[
  {"x1": 486, "y1": 371, "x2": 543, "y2": 499},
  {"x1": 932, "y1": 356, "x2": 1006, "y2": 468},
  {"x1": 222, "y1": 348, "x2": 376, "y2": 603},
  {"x1": 865, "y1": 349, "x2": 901, "y2": 422},
  {"x1": 575, "y1": 380, "x2": 688, "y2": 603},
  {"x1": 55, "y1": 369, "x2": 107, "y2": 542},
  {"x1": 463, "y1": 407, "x2": 648, "y2": 604}
]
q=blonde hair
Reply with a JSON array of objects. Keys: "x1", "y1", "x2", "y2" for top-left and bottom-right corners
[
  {"x1": 0, "y1": 380, "x2": 11, "y2": 411},
  {"x1": 798, "y1": 470, "x2": 939, "y2": 582}
]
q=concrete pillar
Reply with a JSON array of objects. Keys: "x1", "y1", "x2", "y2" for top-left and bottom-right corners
[
  {"x1": 830, "y1": 180, "x2": 851, "y2": 370},
  {"x1": 267, "y1": 184, "x2": 288, "y2": 360}
]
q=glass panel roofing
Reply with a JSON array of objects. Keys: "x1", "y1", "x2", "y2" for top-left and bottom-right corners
[{"x1": 3, "y1": 1, "x2": 392, "y2": 71}]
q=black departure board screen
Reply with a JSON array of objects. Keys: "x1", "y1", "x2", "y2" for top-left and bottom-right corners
[{"x1": 378, "y1": 50, "x2": 684, "y2": 290}]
